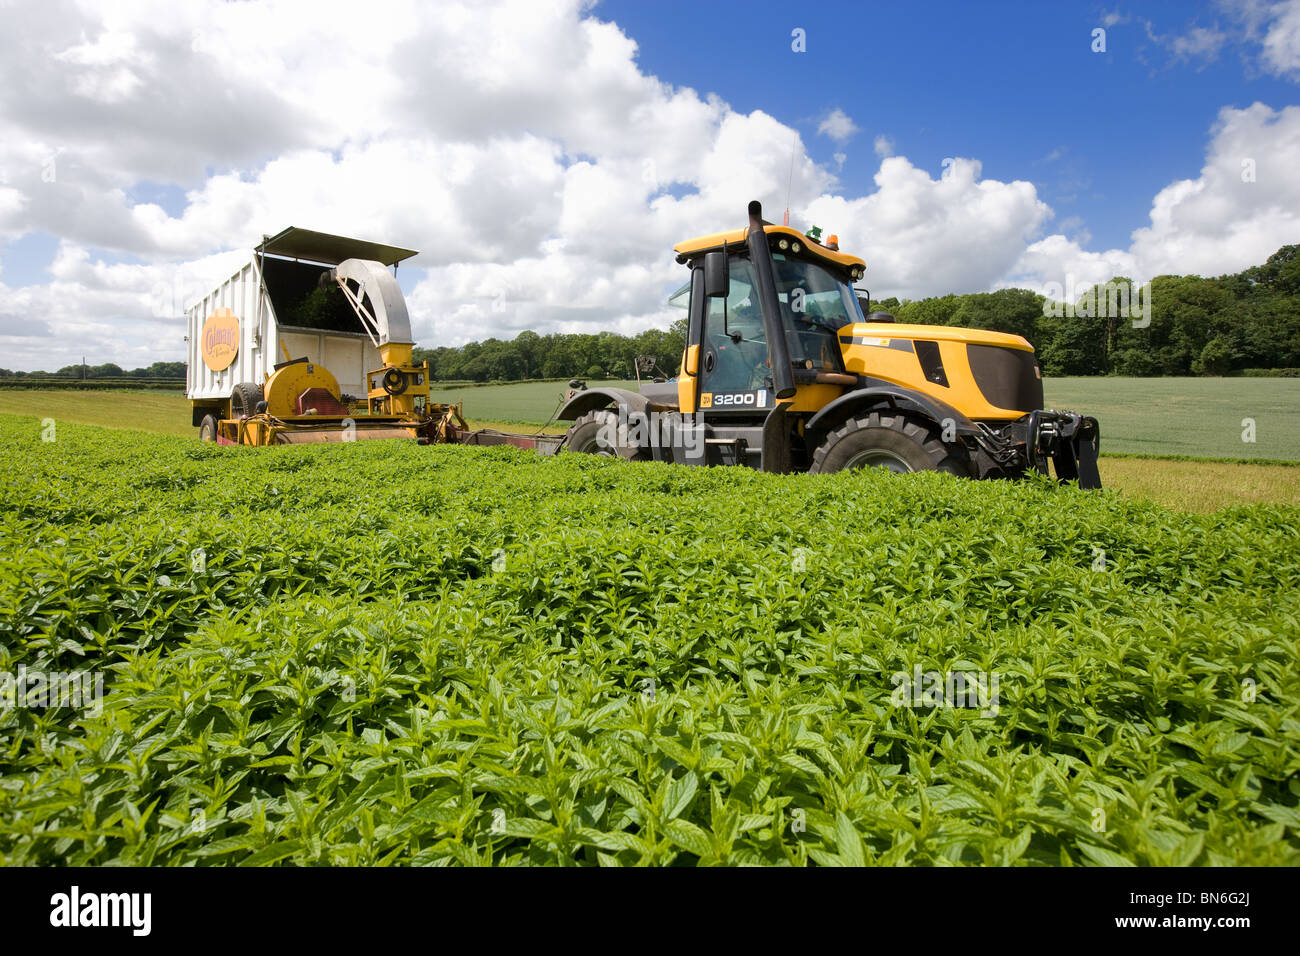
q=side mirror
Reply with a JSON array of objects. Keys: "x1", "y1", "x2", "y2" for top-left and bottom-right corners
[
  {"x1": 855, "y1": 287, "x2": 870, "y2": 316},
  {"x1": 704, "y1": 251, "x2": 729, "y2": 299}
]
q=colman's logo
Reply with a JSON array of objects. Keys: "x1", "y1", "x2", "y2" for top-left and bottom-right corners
[{"x1": 201, "y1": 308, "x2": 240, "y2": 371}]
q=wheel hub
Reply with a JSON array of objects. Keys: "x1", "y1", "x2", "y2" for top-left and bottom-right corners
[{"x1": 844, "y1": 449, "x2": 913, "y2": 473}]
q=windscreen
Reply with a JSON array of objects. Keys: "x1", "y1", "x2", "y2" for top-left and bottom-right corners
[
  {"x1": 772, "y1": 253, "x2": 864, "y2": 370},
  {"x1": 701, "y1": 252, "x2": 864, "y2": 376}
]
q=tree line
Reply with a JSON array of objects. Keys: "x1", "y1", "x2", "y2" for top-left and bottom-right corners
[
  {"x1": 0, "y1": 361, "x2": 186, "y2": 380},
  {"x1": 412, "y1": 323, "x2": 689, "y2": 383},
  {"x1": 881, "y1": 244, "x2": 1300, "y2": 376}
]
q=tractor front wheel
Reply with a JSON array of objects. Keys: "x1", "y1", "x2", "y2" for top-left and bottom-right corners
[
  {"x1": 811, "y1": 411, "x2": 970, "y2": 476},
  {"x1": 563, "y1": 410, "x2": 652, "y2": 460}
]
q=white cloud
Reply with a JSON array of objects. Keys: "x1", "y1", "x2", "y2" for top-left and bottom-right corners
[
  {"x1": 1170, "y1": 25, "x2": 1228, "y2": 62},
  {"x1": 1007, "y1": 103, "x2": 1300, "y2": 293},
  {"x1": 0, "y1": 243, "x2": 248, "y2": 371},
  {"x1": 0, "y1": 186, "x2": 25, "y2": 230},
  {"x1": 1002, "y1": 235, "x2": 1138, "y2": 297},
  {"x1": 873, "y1": 135, "x2": 895, "y2": 158},
  {"x1": 805, "y1": 157, "x2": 1051, "y2": 301},
  {"x1": 1056, "y1": 217, "x2": 1091, "y2": 245},
  {"x1": 0, "y1": 0, "x2": 846, "y2": 366},
  {"x1": 802, "y1": 102, "x2": 1300, "y2": 304},
  {"x1": 128, "y1": 136, "x2": 570, "y2": 265},
  {"x1": 1130, "y1": 103, "x2": 1300, "y2": 276},
  {"x1": 817, "y1": 108, "x2": 859, "y2": 144},
  {"x1": 1140, "y1": 17, "x2": 1229, "y2": 70},
  {"x1": 55, "y1": 28, "x2": 149, "y2": 103},
  {"x1": 1177, "y1": 1, "x2": 1300, "y2": 79},
  {"x1": 1261, "y1": 0, "x2": 1300, "y2": 77}
]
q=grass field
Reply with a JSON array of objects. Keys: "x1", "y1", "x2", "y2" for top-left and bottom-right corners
[
  {"x1": 0, "y1": 383, "x2": 604, "y2": 438},
  {"x1": 1091, "y1": 458, "x2": 1299, "y2": 511},
  {"x1": 2, "y1": 379, "x2": 1297, "y2": 512},
  {"x1": 0, "y1": 389, "x2": 195, "y2": 437},
  {"x1": 428, "y1": 379, "x2": 640, "y2": 425},
  {"x1": 1044, "y1": 377, "x2": 1300, "y2": 460},
  {"x1": 2, "y1": 417, "x2": 1297, "y2": 866}
]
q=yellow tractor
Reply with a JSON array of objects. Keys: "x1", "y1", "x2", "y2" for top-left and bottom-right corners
[{"x1": 553, "y1": 201, "x2": 1100, "y2": 486}]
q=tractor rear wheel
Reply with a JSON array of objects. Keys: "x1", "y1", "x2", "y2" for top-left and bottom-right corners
[
  {"x1": 811, "y1": 411, "x2": 970, "y2": 476},
  {"x1": 563, "y1": 410, "x2": 652, "y2": 460},
  {"x1": 198, "y1": 414, "x2": 218, "y2": 442},
  {"x1": 231, "y1": 382, "x2": 263, "y2": 418}
]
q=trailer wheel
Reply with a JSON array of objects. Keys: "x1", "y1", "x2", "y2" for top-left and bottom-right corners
[
  {"x1": 198, "y1": 414, "x2": 218, "y2": 442},
  {"x1": 811, "y1": 411, "x2": 970, "y2": 476},
  {"x1": 231, "y1": 383, "x2": 263, "y2": 418},
  {"x1": 563, "y1": 410, "x2": 652, "y2": 460}
]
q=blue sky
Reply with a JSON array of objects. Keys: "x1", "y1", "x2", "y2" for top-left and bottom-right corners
[{"x1": 601, "y1": 0, "x2": 1297, "y2": 251}]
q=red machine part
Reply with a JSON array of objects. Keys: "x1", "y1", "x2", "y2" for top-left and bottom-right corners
[{"x1": 295, "y1": 387, "x2": 349, "y2": 416}]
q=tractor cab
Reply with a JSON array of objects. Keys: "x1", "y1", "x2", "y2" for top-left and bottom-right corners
[{"x1": 673, "y1": 217, "x2": 867, "y2": 419}]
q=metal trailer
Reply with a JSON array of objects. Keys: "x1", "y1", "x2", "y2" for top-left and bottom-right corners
[{"x1": 185, "y1": 227, "x2": 454, "y2": 445}]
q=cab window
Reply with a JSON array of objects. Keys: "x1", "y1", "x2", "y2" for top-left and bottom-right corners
[{"x1": 702, "y1": 258, "x2": 768, "y2": 393}]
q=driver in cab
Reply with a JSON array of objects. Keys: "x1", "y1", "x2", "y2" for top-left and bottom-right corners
[{"x1": 709, "y1": 298, "x2": 768, "y2": 392}]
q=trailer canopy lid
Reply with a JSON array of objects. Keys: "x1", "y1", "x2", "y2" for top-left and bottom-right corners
[{"x1": 258, "y1": 227, "x2": 418, "y2": 267}]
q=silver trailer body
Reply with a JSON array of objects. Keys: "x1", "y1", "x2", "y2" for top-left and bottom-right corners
[{"x1": 186, "y1": 227, "x2": 417, "y2": 410}]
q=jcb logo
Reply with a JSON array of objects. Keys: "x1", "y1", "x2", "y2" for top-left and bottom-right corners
[{"x1": 700, "y1": 393, "x2": 713, "y2": 408}]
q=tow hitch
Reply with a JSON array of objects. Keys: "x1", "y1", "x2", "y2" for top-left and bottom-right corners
[{"x1": 1027, "y1": 410, "x2": 1102, "y2": 489}]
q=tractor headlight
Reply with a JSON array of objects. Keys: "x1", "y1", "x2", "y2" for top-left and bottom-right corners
[
  {"x1": 777, "y1": 238, "x2": 789, "y2": 250},
  {"x1": 791, "y1": 241, "x2": 802, "y2": 254}
]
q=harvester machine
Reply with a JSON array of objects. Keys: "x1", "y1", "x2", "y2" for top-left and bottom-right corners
[{"x1": 186, "y1": 227, "x2": 465, "y2": 446}]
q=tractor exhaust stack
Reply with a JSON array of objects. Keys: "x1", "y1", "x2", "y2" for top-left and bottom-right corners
[{"x1": 745, "y1": 200, "x2": 796, "y2": 399}]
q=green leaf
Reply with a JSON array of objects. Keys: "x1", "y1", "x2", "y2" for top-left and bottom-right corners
[
  {"x1": 835, "y1": 811, "x2": 866, "y2": 867},
  {"x1": 1078, "y1": 844, "x2": 1136, "y2": 867},
  {"x1": 239, "y1": 841, "x2": 303, "y2": 866},
  {"x1": 663, "y1": 819, "x2": 712, "y2": 860},
  {"x1": 663, "y1": 771, "x2": 698, "y2": 821}
]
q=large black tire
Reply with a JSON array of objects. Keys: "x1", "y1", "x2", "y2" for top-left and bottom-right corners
[
  {"x1": 811, "y1": 411, "x2": 971, "y2": 476},
  {"x1": 563, "y1": 409, "x2": 653, "y2": 460},
  {"x1": 231, "y1": 382, "x2": 263, "y2": 418},
  {"x1": 198, "y1": 414, "x2": 218, "y2": 442}
]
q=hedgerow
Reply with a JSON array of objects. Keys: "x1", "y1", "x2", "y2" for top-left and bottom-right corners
[{"x1": 0, "y1": 414, "x2": 1297, "y2": 865}]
